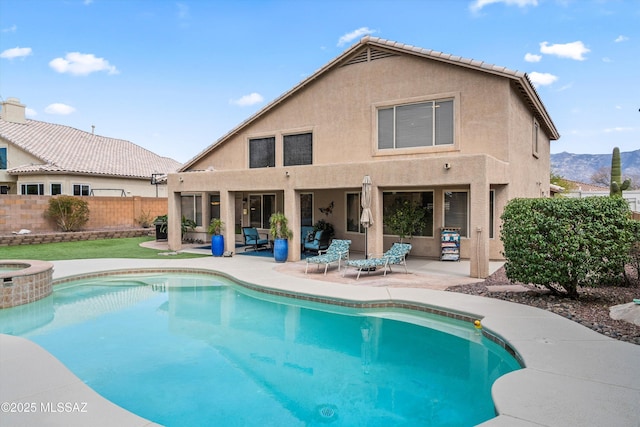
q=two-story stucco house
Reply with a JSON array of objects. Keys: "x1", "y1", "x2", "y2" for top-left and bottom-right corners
[
  {"x1": 0, "y1": 98, "x2": 182, "y2": 198},
  {"x1": 168, "y1": 37, "x2": 559, "y2": 278}
]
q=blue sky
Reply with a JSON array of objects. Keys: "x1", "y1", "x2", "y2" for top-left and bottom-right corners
[{"x1": 1, "y1": 0, "x2": 638, "y2": 163}]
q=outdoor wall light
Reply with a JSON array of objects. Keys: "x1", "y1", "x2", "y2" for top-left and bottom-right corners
[
  {"x1": 444, "y1": 163, "x2": 451, "y2": 170},
  {"x1": 285, "y1": 171, "x2": 290, "y2": 177}
]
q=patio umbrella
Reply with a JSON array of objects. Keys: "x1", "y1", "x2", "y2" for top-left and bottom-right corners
[{"x1": 360, "y1": 175, "x2": 373, "y2": 259}]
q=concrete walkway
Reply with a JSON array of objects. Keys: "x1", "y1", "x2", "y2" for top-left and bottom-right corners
[{"x1": 1, "y1": 247, "x2": 639, "y2": 426}]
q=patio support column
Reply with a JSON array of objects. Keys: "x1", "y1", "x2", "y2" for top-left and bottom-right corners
[
  {"x1": 168, "y1": 190, "x2": 182, "y2": 251},
  {"x1": 369, "y1": 184, "x2": 384, "y2": 257},
  {"x1": 220, "y1": 189, "x2": 235, "y2": 254},
  {"x1": 469, "y1": 179, "x2": 490, "y2": 278},
  {"x1": 284, "y1": 188, "x2": 301, "y2": 261}
]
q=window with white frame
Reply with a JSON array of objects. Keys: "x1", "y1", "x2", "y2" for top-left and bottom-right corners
[
  {"x1": 249, "y1": 137, "x2": 275, "y2": 168},
  {"x1": 346, "y1": 193, "x2": 363, "y2": 233},
  {"x1": 283, "y1": 133, "x2": 312, "y2": 166},
  {"x1": 21, "y1": 183, "x2": 44, "y2": 195},
  {"x1": 378, "y1": 99, "x2": 453, "y2": 149},
  {"x1": 383, "y1": 191, "x2": 434, "y2": 237},
  {"x1": 51, "y1": 183, "x2": 62, "y2": 195},
  {"x1": 73, "y1": 184, "x2": 90, "y2": 196},
  {"x1": 444, "y1": 191, "x2": 468, "y2": 237},
  {"x1": 249, "y1": 194, "x2": 275, "y2": 229},
  {"x1": 0, "y1": 147, "x2": 6, "y2": 169},
  {"x1": 181, "y1": 194, "x2": 203, "y2": 226}
]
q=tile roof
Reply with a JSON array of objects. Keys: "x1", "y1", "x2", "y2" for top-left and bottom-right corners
[{"x1": 0, "y1": 118, "x2": 182, "y2": 179}]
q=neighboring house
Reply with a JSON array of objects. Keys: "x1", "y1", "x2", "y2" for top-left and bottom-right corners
[
  {"x1": 168, "y1": 36, "x2": 560, "y2": 278},
  {"x1": 0, "y1": 98, "x2": 182, "y2": 198},
  {"x1": 562, "y1": 179, "x2": 640, "y2": 212}
]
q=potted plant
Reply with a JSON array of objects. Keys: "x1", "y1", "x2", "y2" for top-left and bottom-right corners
[
  {"x1": 208, "y1": 218, "x2": 225, "y2": 257},
  {"x1": 383, "y1": 199, "x2": 426, "y2": 243},
  {"x1": 269, "y1": 212, "x2": 293, "y2": 263}
]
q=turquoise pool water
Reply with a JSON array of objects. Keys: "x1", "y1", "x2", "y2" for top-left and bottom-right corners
[{"x1": 0, "y1": 273, "x2": 520, "y2": 426}]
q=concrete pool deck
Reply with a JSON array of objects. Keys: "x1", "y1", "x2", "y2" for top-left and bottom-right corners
[{"x1": 1, "y1": 249, "x2": 639, "y2": 426}]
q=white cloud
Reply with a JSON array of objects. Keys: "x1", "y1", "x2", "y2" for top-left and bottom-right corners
[
  {"x1": 604, "y1": 127, "x2": 633, "y2": 133},
  {"x1": 469, "y1": 0, "x2": 537, "y2": 13},
  {"x1": 614, "y1": 35, "x2": 628, "y2": 43},
  {"x1": 230, "y1": 92, "x2": 264, "y2": 107},
  {"x1": 44, "y1": 103, "x2": 76, "y2": 115},
  {"x1": 524, "y1": 53, "x2": 541, "y2": 63},
  {"x1": 528, "y1": 71, "x2": 558, "y2": 86},
  {"x1": 2, "y1": 24, "x2": 17, "y2": 33},
  {"x1": 49, "y1": 52, "x2": 119, "y2": 76},
  {"x1": 25, "y1": 108, "x2": 37, "y2": 117},
  {"x1": 337, "y1": 27, "x2": 376, "y2": 47},
  {"x1": 539, "y1": 41, "x2": 589, "y2": 60},
  {"x1": 0, "y1": 46, "x2": 32, "y2": 60},
  {"x1": 602, "y1": 57, "x2": 612, "y2": 63}
]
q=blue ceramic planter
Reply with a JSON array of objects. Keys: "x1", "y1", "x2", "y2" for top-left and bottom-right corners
[
  {"x1": 211, "y1": 235, "x2": 225, "y2": 257},
  {"x1": 273, "y1": 238, "x2": 288, "y2": 263}
]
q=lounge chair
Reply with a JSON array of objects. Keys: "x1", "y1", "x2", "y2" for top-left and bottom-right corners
[
  {"x1": 342, "y1": 243, "x2": 412, "y2": 280},
  {"x1": 242, "y1": 227, "x2": 269, "y2": 251},
  {"x1": 305, "y1": 239, "x2": 351, "y2": 275},
  {"x1": 303, "y1": 229, "x2": 330, "y2": 254}
]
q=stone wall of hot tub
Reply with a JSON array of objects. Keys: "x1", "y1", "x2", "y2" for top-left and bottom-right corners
[{"x1": 0, "y1": 261, "x2": 54, "y2": 308}]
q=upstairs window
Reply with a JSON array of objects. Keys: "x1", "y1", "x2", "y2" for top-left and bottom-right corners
[
  {"x1": 249, "y1": 137, "x2": 275, "y2": 168},
  {"x1": 532, "y1": 120, "x2": 539, "y2": 158},
  {"x1": 283, "y1": 133, "x2": 312, "y2": 166},
  {"x1": 0, "y1": 147, "x2": 6, "y2": 169},
  {"x1": 378, "y1": 99, "x2": 453, "y2": 149}
]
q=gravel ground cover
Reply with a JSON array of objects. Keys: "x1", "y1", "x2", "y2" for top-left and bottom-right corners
[{"x1": 447, "y1": 266, "x2": 640, "y2": 345}]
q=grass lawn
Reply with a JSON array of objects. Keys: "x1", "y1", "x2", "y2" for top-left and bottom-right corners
[{"x1": 0, "y1": 237, "x2": 209, "y2": 261}]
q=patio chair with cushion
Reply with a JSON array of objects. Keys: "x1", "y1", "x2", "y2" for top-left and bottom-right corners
[
  {"x1": 305, "y1": 239, "x2": 351, "y2": 275},
  {"x1": 303, "y1": 229, "x2": 330, "y2": 254},
  {"x1": 342, "y1": 243, "x2": 412, "y2": 280},
  {"x1": 242, "y1": 227, "x2": 269, "y2": 251}
]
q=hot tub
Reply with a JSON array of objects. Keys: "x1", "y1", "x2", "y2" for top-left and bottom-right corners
[{"x1": 0, "y1": 260, "x2": 54, "y2": 308}]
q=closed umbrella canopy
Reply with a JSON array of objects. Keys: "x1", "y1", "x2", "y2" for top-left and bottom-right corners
[
  {"x1": 360, "y1": 175, "x2": 373, "y2": 228},
  {"x1": 361, "y1": 175, "x2": 373, "y2": 260}
]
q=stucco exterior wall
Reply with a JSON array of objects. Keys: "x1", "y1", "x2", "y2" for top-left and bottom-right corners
[{"x1": 173, "y1": 42, "x2": 557, "y2": 278}]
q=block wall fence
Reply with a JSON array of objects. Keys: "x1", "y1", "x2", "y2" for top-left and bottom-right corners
[{"x1": 0, "y1": 195, "x2": 168, "y2": 235}]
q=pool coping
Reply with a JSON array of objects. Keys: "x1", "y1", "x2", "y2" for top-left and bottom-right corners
[{"x1": 1, "y1": 256, "x2": 639, "y2": 426}]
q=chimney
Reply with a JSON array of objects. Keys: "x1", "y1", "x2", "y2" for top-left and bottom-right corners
[{"x1": 0, "y1": 97, "x2": 27, "y2": 124}]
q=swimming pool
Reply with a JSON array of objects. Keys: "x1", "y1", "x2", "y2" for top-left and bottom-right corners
[{"x1": 0, "y1": 272, "x2": 520, "y2": 426}]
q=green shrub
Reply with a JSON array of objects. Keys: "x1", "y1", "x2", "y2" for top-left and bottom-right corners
[
  {"x1": 46, "y1": 195, "x2": 90, "y2": 232},
  {"x1": 500, "y1": 197, "x2": 634, "y2": 299}
]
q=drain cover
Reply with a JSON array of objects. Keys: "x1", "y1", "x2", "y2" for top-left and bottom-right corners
[{"x1": 316, "y1": 404, "x2": 338, "y2": 422}]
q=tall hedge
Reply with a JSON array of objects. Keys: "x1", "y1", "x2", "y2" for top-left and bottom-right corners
[{"x1": 500, "y1": 197, "x2": 634, "y2": 299}]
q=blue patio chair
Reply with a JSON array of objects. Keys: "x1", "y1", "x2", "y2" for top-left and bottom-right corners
[
  {"x1": 303, "y1": 230, "x2": 330, "y2": 254},
  {"x1": 242, "y1": 227, "x2": 269, "y2": 251},
  {"x1": 305, "y1": 239, "x2": 351, "y2": 275},
  {"x1": 342, "y1": 243, "x2": 412, "y2": 280}
]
